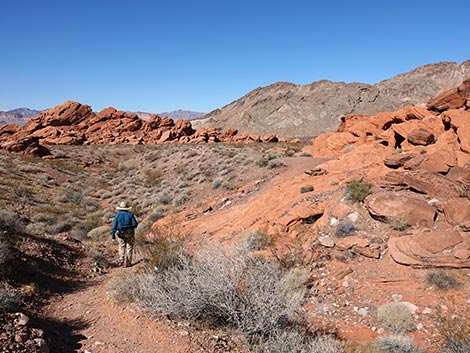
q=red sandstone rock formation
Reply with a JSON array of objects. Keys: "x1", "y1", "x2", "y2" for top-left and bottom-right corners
[{"x1": 0, "y1": 101, "x2": 284, "y2": 156}]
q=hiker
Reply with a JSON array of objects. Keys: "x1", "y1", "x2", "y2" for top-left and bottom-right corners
[{"x1": 111, "y1": 201, "x2": 138, "y2": 267}]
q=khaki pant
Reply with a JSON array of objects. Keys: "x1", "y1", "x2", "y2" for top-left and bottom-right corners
[{"x1": 117, "y1": 229, "x2": 135, "y2": 266}]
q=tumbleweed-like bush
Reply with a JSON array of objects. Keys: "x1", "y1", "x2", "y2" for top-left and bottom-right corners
[{"x1": 111, "y1": 245, "x2": 311, "y2": 348}]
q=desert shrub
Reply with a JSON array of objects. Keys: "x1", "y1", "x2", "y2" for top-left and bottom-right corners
[
  {"x1": 0, "y1": 281, "x2": 22, "y2": 312},
  {"x1": 438, "y1": 315, "x2": 470, "y2": 353},
  {"x1": 377, "y1": 303, "x2": 416, "y2": 334},
  {"x1": 114, "y1": 246, "x2": 307, "y2": 344},
  {"x1": 374, "y1": 335, "x2": 422, "y2": 353},
  {"x1": 144, "y1": 236, "x2": 188, "y2": 271},
  {"x1": 156, "y1": 191, "x2": 172, "y2": 205},
  {"x1": 87, "y1": 225, "x2": 111, "y2": 241},
  {"x1": 0, "y1": 239, "x2": 16, "y2": 278},
  {"x1": 267, "y1": 159, "x2": 286, "y2": 169},
  {"x1": 245, "y1": 231, "x2": 273, "y2": 251},
  {"x1": 279, "y1": 267, "x2": 311, "y2": 293},
  {"x1": 173, "y1": 192, "x2": 190, "y2": 207},
  {"x1": 346, "y1": 180, "x2": 371, "y2": 202},
  {"x1": 425, "y1": 271, "x2": 461, "y2": 291},
  {"x1": 0, "y1": 209, "x2": 26, "y2": 232},
  {"x1": 47, "y1": 220, "x2": 74, "y2": 235},
  {"x1": 78, "y1": 216, "x2": 101, "y2": 233},
  {"x1": 256, "y1": 151, "x2": 281, "y2": 167},
  {"x1": 212, "y1": 178, "x2": 224, "y2": 189},
  {"x1": 386, "y1": 217, "x2": 408, "y2": 231},
  {"x1": 300, "y1": 185, "x2": 314, "y2": 194},
  {"x1": 252, "y1": 330, "x2": 344, "y2": 353},
  {"x1": 335, "y1": 221, "x2": 357, "y2": 237},
  {"x1": 143, "y1": 169, "x2": 163, "y2": 187}
]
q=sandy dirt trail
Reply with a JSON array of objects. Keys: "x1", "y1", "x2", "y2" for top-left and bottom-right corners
[{"x1": 43, "y1": 267, "x2": 202, "y2": 353}]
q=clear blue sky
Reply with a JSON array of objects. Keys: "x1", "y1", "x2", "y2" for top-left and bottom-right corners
[{"x1": 1, "y1": 0, "x2": 469, "y2": 113}]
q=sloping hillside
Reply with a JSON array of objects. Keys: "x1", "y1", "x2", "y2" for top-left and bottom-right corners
[{"x1": 193, "y1": 60, "x2": 470, "y2": 138}]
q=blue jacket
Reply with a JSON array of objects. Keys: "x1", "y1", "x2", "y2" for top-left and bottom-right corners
[{"x1": 111, "y1": 211, "x2": 138, "y2": 239}]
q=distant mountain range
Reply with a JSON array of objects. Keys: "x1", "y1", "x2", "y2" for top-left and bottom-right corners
[
  {"x1": 0, "y1": 108, "x2": 42, "y2": 126},
  {"x1": 192, "y1": 60, "x2": 470, "y2": 138}
]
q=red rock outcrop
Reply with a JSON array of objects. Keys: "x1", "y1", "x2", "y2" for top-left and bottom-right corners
[
  {"x1": 427, "y1": 79, "x2": 470, "y2": 111},
  {"x1": 0, "y1": 101, "x2": 284, "y2": 156}
]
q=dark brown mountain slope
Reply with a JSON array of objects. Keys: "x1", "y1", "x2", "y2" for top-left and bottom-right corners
[{"x1": 193, "y1": 60, "x2": 470, "y2": 138}]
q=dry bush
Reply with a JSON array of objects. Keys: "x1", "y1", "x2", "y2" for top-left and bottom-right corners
[
  {"x1": 252, "y1": 330, "x2": 344, "y2": 353},
  {"x1": 374, "y1": 335, "x2": 423, "y2": 353},
  {"x1": 377, "y1": 303, "x2": 416, "y2": 334},
  {"x1": 335, "y1": 221, "x2": 357, "y2": 238},
  {"x1": 244, "y1": 231, "x2": 273, "y2": 251},
  {"x1": 0, "y1": 281, "x2": 22, "y2": 312},
  {"x1": 386, "y1": 217, "x2": 408, "y2": 231},
  {"x1": 438, "y1": 315, "x2": 470, "y2": 353},
  {"x1": 0, "y1": 209, "x2": 26, "y2": 233},
  {"x1": 111, "y1": 246, "x2": 308, "y2": 347},
  {"x1": 425, "y1": 271, "x2": 461, "y2": 291},
  {"x1": 87, "y1": 225, "x2": 111, "y2": 241}
]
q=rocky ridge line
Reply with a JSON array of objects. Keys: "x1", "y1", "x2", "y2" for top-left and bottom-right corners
[{"x1": 0, "y1": 102, "x2": 286, "y2": 157}]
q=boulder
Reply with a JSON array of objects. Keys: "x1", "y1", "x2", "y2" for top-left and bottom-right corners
[
  {"x1": 365, "y1": 192, "x2": 436, "y2": 227},
  {"x1": 441, "y1": 110, "x2": 470, "y2": 153},
  {"x1": 443, "y1": 198, "x2": 470, "y2": 230},
  {"x1": 427, "y1": 79, "x2": 470, "y2": 112},
  {"x1": 407, "y1": 128, "x2": 435, "y2": 146},
  {"x1": 389, "y1": 226, "x2": 470, "y2": 268},
  {"x1": 380, "y1": 169, "x2": 467, "y2": 198},
  {"x1": 384, "y1": 153, "x2": 415, "y2": 168},
  {"x1": 1, "y1": 136, "x2": 51, "y2": 157}
]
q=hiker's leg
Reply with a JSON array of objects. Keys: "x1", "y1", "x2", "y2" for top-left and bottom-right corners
[
  {"x1": 117, "y1": 237, "x2": 126, "y2": 265},
  {"x1": 126, "y1": 233, "x2": 135, "y2": 266}
]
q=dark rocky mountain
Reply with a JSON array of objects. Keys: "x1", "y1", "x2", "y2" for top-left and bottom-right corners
[
  {"x1": 135, "y1": 110, "x2": 205, "y2": 121},
  {"x1": 159, "y1": 109, "x2": 206, "y2": 121},
  {"x1": 0, "y1": 108, "x2": 42, "y2": 126},
  {"x1": 192, "y1": 61, "x2": 470, "y2": 138}
]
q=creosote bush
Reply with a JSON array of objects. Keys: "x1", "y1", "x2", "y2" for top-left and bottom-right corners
[{"x1": 346, "y1": 180, "x2": 371, "y2": 202}]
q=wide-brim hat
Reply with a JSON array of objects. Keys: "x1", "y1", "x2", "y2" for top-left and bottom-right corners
[{"x1": 116, "y1": 201, "x2": 132, "y2": 211}]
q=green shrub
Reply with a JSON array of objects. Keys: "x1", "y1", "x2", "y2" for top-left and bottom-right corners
[
  {"x1": 346, "y1": 180, "x2": 371, "y2": 202},
  {"x1": 425, "y1": 271, "x2": 461, "y2": 291},
  {"x1": 377, "y1": 302, "x2": 416, "y2": 334}
]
